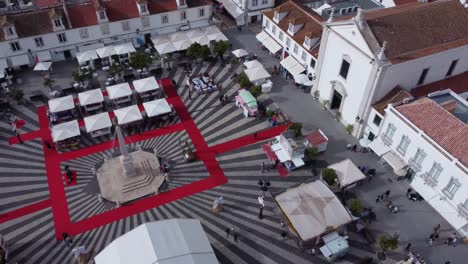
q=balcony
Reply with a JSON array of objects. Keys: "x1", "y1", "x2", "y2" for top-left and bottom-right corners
[
  {"x1": 421, "y1": 173, "x2": 438, "y2": 187},
  {"x1": 408, "y1": 158, "x2": 422, "y2": 172},
  {"x1": 457, "y1": 203, "x2": 468, "y2": 219}
]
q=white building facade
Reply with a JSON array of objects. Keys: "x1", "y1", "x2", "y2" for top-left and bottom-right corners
[{"x1": 220, "y1": 0, "x2": 274, "y2": 25}]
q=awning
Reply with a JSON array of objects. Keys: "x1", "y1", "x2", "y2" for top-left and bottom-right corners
[
  {"x1": 133, "y1": 77, "x2": 160, "y2": 93},
  {"x1": 51, "y1": 120, "x2": 80, "y2": 142},
  {"x1": 382, "y1": 151, "x2": 408, "y2": 172},
  {"x1": 243, "y1": 60, "x2": 263, "y2": 69},
  {"x1": 78, "y1": 88, "x2": 104, "y2": 106},
  {"x1": 143, "y1": 99, "x2": 172, "y2": 118},
  {"x1": 170, "y1": 31, "x2": 189, "y2": 42},
  {"x1": 84, "y1": 112, "x2": 112, "y2": 133},
  {"x1": 220, "y1": 0, "x2": 243, "y2": 19},
  {"x1": 155, "y1": 42, "x2": 177, "y2": 55},
  {"x1": 263, "y1": 37, "x2": 282, "y2": 54},
  {"x1": 232, "y1": 49, "x2": 248, "y2": 58},
  {"x1": 37, "y1": 50, "x2": 52, "y2": 62},
  {"x1": 244, "y1": 66, "x2": 271, "y2": 82},
  {"x1": 290, "y1": 63, "x2": 306, "y2": 77},
  {"x1": 368, "y1": 139, "x2": 390, "y2": 156},
  {"x1": 173, "y1": 39, "x2": 193, "y2": 51},
  {"x1": 151, "y1": 35, "x2": 172, "y2": 46},
  {"x1": 114, "y1": 43, "x2": 136, "y2": 55},
  {"x1": 96, "y1": 46, "x2": 117, "y2": 58},
  {"x1": 114, "y1": 105, "x2": 143, "y2": 125},
  {"x1": 79, "y1": 43, "x2": 104, "y2": 52},
  {"x1": 33, "y1": 61, "x2": 52, "y2": 71},
  {"x1": 48, "y1": 95, "x2": 75, "y2": 113},
  {"x1": 280, "y1": 56, "x2": 305, "y2": 77},
  {"x1": 76, "y1": 50, "x2": 99, "y2": 63},
  {"x1": 256, "y1": 31, "x2": 269, "y2": 42},
  {"x1": 192, "y1": 35, "x2": 210, "y2": 46},
  {"x1": 10, "y1": 54, "x2": 31, "y2": 67},
  {"x1": 328, "y1": 159, "x2": 366, "y2": 187},
  {"x1": 106, "y1": 83, "x2": 133, "y2": 100}
]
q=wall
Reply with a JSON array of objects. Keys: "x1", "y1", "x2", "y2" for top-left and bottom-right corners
[
  {"x1": 363, "y1": 107, "x2": 383, "y2": 140},
  {"x1": 247, "y1": 0, "x2": 274, "y2": 11}
]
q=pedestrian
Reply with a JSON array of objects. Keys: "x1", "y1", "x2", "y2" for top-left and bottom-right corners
[
  {"x1": 274, "y1": 158, "x2": 279, "y2": 168},
  {"x1": 406, "y1": 188, "x2": 412, "y2": 196},
  {"x1": 405, "y1": 242, "x2": 411, "y2": 251},
  {"x1": 351, "y1": 144, "x2": 357, "y2": 152},
  {"x1": 171, "y1": 79, "x2": 177, "y2": 88},
  {"x1": 159, "y1": 165, "x2": 164, "y2": 173},
  {"x1": 379, "y1": 194, "x2": 384, "y2": 201},
  {"x1": 224, "y1": 94, "x2": 228, "y2": 104},
  {"x1": 385, "y1": 190, "x2": 391, "y2": 199},
  {"x1": 45, "y1": 140, "x2": 53, "y2": 150},
  {"x1": 219, "y1": 93, "x2": 224, "y2": 103},
  {"x1": 428, "y1": 233, "x2": 434, "y2": 246},
  {"x1": 386, "y1": 200, "x2": 392, "y2": 209},
  {"x1": 258, "y1": 206, "x2": 264, "y2": 219},
  {"x1": 233, "y1": 233, "x2": 238, "y2": 243},
  {"x1": 62, "y1": 233, "x2": 73, "y2": 248},
  {"x1": 225, "y1": 227, "x2": 231, "y2": 238},
  {"x1": 65, "y1": 166, "x2": 73, "y2": 184},
  {"x1": 261, "y1": 162, "x2": 265, "y2": 173},
  {"x1": 16, "y1": 131, "x2": 23, "y2": 144},
  {"x1": 434, "y1": 224, "x2": 441, "y2": 234},
  {"x1": 188, "y1": 88, "x2": 192, "y2": 99},
  {"x1": 375, "y1": 195, "x2": 380, "y2": 203},
  {"x1": 253, "y1": 132, "x2": 257, "y2": 139},
  {"x1": 281, "y1": 231, "x2": 287, "y2": 239},
  {"x1": 137, "y1": 126, "x2": 142, "y2": 136}
]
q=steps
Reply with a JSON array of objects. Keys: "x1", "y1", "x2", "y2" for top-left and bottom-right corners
[{"x1": 121, "y1": 160, "x2": 157, "y2": 193}]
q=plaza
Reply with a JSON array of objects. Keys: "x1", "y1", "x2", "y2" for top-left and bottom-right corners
[{"x1": 0, "y1": 24, "x2": 467, "y2": 264}]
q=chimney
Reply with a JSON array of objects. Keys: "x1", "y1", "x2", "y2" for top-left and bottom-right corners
[
  {"x1": 327, "y1": 8, "x2": 336, "y2": 23},
  {"x1": 61, "y1": 0, "x2": 72, "y2": 28},
  {"x1": 378, "y1": 41, "x2": 387, "y2": 61},
  {"x1": 440, "y1": 100, "x2": 457, "y2": 113}
]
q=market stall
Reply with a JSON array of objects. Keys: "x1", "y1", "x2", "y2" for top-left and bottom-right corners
[
  {"x1": 319, "y1": 231, "x2": 350, "y2": 261},
  {"x1": 51, "y1": 120, "x2": 81, "y2": 149},
  {"x1": 232, "y1": 49, "x2": 248, "y2": 58},
  {"x1": 143, "y1": 99, "x2": 172, "y2": 118},
  {"x1": 96, "y1": 46, "x2": 117, "y2": 66},
  {"x1": 133, "y1": 77, "x2": 160, "y2": 101},
  {"x1": 106, "y1": 83, "x2": 133, "y2": 107},
  {"x1": 244, "y1": 66, "x2": 271, "y2": 85},
  {"x1": 48, "y1": 95, "x2": 76, "y2": 124},
  {"x1": 84, "y1": 112, "x2": 112, "y2": 137},
  {"x1": 328, "y1": 159, "x2": 366, "y2": 189},
  {"x1": 204, "y1": 26, "x2": 228, "y2": 41},
  {"x1": 304, "y1": 130, "x2": 328, "y2": 152},
  {"x1": 243, "y1": 60, "x2": 263, "y2": 69},
  {"x1": 76, "y1": 50, "x2": 99, "y2": 65},
  {"x1": 78, "y1": 88, "x2": 105, "y2": 113},
  {"x1": 33, "y1": 62, "x2": 52, "y2": 71},
  {"x1": 269, "y1": 130, "x2": 305, "y2": 170},
  {"x1": 235, "y1": 89, "x2": 258, "y2": 118},
  {"x1": 114, "y1": 105, "x2": 143, "y2": 126}
]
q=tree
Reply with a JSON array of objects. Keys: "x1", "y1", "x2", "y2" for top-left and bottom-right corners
[
  {"x1": 237, "y1": 72, "x2": 250, "y2": 88},
  {"x1": 186, "y1": 42, "x2": 203, "y2": 61},
  {"x1": 378, "y1": 234, "x2": 398, "y2": 259},
  {"x1": 129, "y1": 52, "x2": 152, "y2": 71},
  {"x1": 200, "y1": 45, "x2": 211, "y2": 62},
  {"x1": 213, "y1": 40, "x2": 229, "y2": 61},
  {"x1": 163, "y1": 54, "x2": 173, "y2": 70},
  {"x1": 305, "y1": 147, "x2": 319, "y2": 161},
  {"x1": 289, "y1": 122, "x2": 303, "y2": 138},
  {"x1": 10, "y1": 88, "x2": 24, "y2": 104},
  {"x1": 43, "y1": 78, "x2": 55, "y2": 91},
  {"x1": 109, "y1": 64, "x2": 124, "y2": 78},
  {"x1": 72, "y1": 71, "x2": 88, "y2": 85},
  {"x1": 322, "y1": 168, "x2": 337, "y2": 186},
  {"x1": 249, "y1": 85, "x2": 262, "y2": 98},
  {"x1": 348, "y1": 198, "x2": 364, "y2": 216}
]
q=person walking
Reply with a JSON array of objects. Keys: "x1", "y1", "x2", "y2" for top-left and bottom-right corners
[
  {"x1": 376, "y1": 195, "x2": 381, "y2": 203},
  {"x1": 223, "y1": 94, "x2": 228, "y2": 105},
  {"x1": 15, "y1": 131, "x2": 23, "y2": 144},
  {"x1": 433, "y1": 224, "x2": 441, "y2": 234},
  {"x1": 405, "y1": 243, "x2": 412, "y2": 251},
  {"x1": 253, "y1": 132, "x2": 257, "y2": 139},
  {"x1": 62, "y1": 233, "x2": 73, "y2": 248},
  {"x1": 385, "y1": 190, "x2": 391, "y2": 199},
  {"x1": 65, "y1": 166, "x2": 73, "y2": 184},
  {"x1": 258, "y1": 206, "x2": 264, "y2": 219},
  {"x1": 233, "y1": 233, "x2": 238, "y2": 243},
  {"x1": 274, "y1": 158, "x2": 279, "y2": 168},
  {"x1": 225, "y1": 227, "x2": 231, "y2": 238},
  {"x1": 45, "y1": 140, "x2": 53, "y2": 150},
  {"x1": 261, "y1": 162, "x2": 265, "y2": 173}
]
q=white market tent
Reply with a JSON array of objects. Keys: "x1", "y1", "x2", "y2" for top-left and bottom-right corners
[
  {"x1": 95, "y1": 219, "x2": 218, "y2": 264},
  {"x1": 275, "y1": 181, "x2": 353, "y2": 242},
  {"x1": 51, "y1": 120, "x2": 80, "y2": 142},
  {"x1": 114, "y1": 43, "x2": 136, "y2": 55},
  {"x1": 328, "y1": 159, "x2": 366, "y2": 188},
  {"x1": 368, "y1": 139, "x2": 390, "y2": 156},
  {"x1": 243, "y1": 60, "x2": 263, "y2": 69},
  {"x1": 106, "y1": 83, "x2": 133, "y2": 100},
  {"x1": 143, "y1": 99, "x2": 172, "y2": 118},
  {"x1": 281, "y1": 56, "x2": 306, "y2": 77},
  {"x1": 48, "y1": 95, "x2": 75, "y2": 113},
  {"x1": 192, "y1": 35, "x2": 210, "y2": 46},
  {"x1": 84, "y1": 112, "x2": 112, "y2": 133},
  {"x1": 152, "y1": 35, "x2": 172, "y2": 46},
  {"x1": 155, "y1": 42, "x2": 177, "y2": 55},
  {"x1": 76, "y1": 50, "x2": 99, "y2": 64},
  {"x1": 244, "y1": 67, "x2": 271, "y2": 83},
  {"x1": 114, "y1": 105, "x2": 143, "y2": 125},
  {"x1": 204, "y1": 26, "x2": 228, "y2": 41},
  {"x1": 173, "y1": 39, "x2": 193, "y2": 51},
  {"x1": 170, "y1": 31, "x2": 189, "y2": 43},
  {"x1": 232, "y1": 49, "x2": 248, "y2": 58},
  {"x1": 133, "y1": 77, "x2": 160, "y2": 94},
  {"x1": 78, "y1": 88, "x2": 104, "y2": 106},
  {"x1": 96, "y1": 46, "x2": 117, "y2": 58},
  {"x1": 33, "y1": 61, "x2": 52, "y2": 71}
]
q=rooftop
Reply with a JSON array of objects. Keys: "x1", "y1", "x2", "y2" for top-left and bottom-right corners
[
  {"x1": 312, "y1": 0, "x2": 383, "y2": 20},
  {"x1": 410, "y1": 71, "x2": 468, "y2": 98},
  {"x1": 372, "y1": 86, "x2": 413, "y2": 115}
]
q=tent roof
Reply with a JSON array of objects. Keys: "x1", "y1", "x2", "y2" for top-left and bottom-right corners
[
  {"x1": 51, "y1": 120, "x2": 80, "y2": 142},
  {"x1": 232, "y1": 49, "x2": 248, "y2": 58},
  {"x1": 114, "y1": 105, "x2": 143, "y2": 125},
  {"x1": 33, "y1": 61, "x2": 52, "y2": 71},
  {"x1": 76, "y1": 50, "x2": 99, "y2": 63},
  {"x1": 96, "y1": 46, "x2": 117, "y2": 58},
  {"x1": 244, "y1": 67, "x2": 271, "y2": 82},
  {"x1": 243, "y1": 60, "x2": 263, "y2": 69},
  {"x1": 143, "y1": 99, "x2": 172, "y2": 118},
  {"x1": 151, "y1": 35, "x2": 172, "y2": 46},
  {"x1": 114, "y1": 43, "x2": 136, "y2": 55},
  {"x1": 328, "y1": 159, "x2": 366, "y2": 187},
  {"x1": 155, "y1": 42, "x2": 177, "y2": 55},
  {"x1": 170, "y1": 31, "x2": 189, "y2": 42},
  {"x1": 84, "y1": 112, "x2": 112, "y2": 133},
  {"x1": 106, "y1": 83, "x2": 133, "y2": 100},
  {"x1": 95, "y1": 219, "x2": 218, "y2": 264},
  {"x1": 275, "y1": 181, "x2": 352, "y2": 242},
  {"x1": 133, "y1": 77, "x2": 160, "y2": 93},
  {"x1": 78, "y1": 88, "x2": 104, "y2": 106},
  {"x1": 173, "y1": 39, "x2": 193, "y2": 51},
  {"x1": 48, "y1": 95, "x2": 75, "y2": 113}
]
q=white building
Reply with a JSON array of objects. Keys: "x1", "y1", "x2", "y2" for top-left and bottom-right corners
[
  {"x1": 313, "y1": 0, "x2": 468, "y2": 137},
  {"x1": 220, "y1": 0, "x2": 274, "y2": 26},
  {"x1": 261, "y1": 0, "x2": 323, "y2": 78},
  {"x1": 369, "y1": 90, "x2": 468, "y2": 236},
  {"x1": 0, "y1": 0, "x2": 212, "y2": 68}
]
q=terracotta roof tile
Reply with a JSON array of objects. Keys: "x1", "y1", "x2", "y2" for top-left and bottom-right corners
[
  {"x1": 364, "y1": 0, "x2": 468, "y2": 64},
  {"x1": 410, "y1": 72, "x2": 468, "y2": 98},
  {"x1": 396, "y1": 97, "x2": 468, "y2": 167},
  {"x1": 68, "y1": 4, "x2": 99, "y2": 28},
  {"x1": 372, "y1": 86, "x2": 413, "y2": 115}
]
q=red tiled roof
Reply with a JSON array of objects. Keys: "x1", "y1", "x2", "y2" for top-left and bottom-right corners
[
  {"x1": 35, "y1": 0, "x2": 61, "y2": 7},
  {"x1": 306, "y1": 130, "x2": 328, "y2": 146},
  {"x1": 102, "y1": 0, "x2": 140, "y2": 21},
  {"x1": 410, "y1": 72, "x2": 468, "y2": 98},
  {"x1": 396, "y1": 98, "x2": 468, "y2": 167},
  {"x1": 68, "y1": 4, "x2": 98, "y2": 28},
  {"x1": 147, "y1": 0, "x2": 177, "y2": 13},
  {"x1": 372, "y1": 86, "x2": 413, "y2": 115}
]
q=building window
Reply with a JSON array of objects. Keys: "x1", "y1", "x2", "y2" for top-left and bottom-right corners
[
  {"x1": 34, "y1": 37, "x2": 44, "y2": 47},
  {"x1": 199, "y1": 8, "x2": 205, "y2": 17},
  {"x1": 368, "y1": 132, "x2": 375, "y2": 141},
  {"x1": 304, "y1": 36, "x2": 311, "y2": 47},
  {"x1": 57, "y1": 33, "x2": 67, "y2": 43},
  {"x1": 410, "y1": 148, "x2": 426, "y2": 171},
  {"x1": 427, "y1": 163, "x2": 443, "y2": 181},
  {"x1": 301, "y1": 50, "x2": 306, "y2": 61},
  {"x1": 265, "y1": 19, "x2": 270, "y2": 30},
  {"x1": 142, "y1": 16, "x2": 150, "y2": 27},
  {"x1": 121, "y1": 21, "x2": 130, "y2": 32},
  {"x1": 252, "y1": 0, "x2": 258, "y2": 6},
  {"x1": 443, "y1": 177, "x2": 460, "y2": 199},
  {"x1": 180, "y1": 11, "x2": 187, "y2": 21},
  {"x1": 79, "y1": 29, "x2": 89, "y2": 39},
  {"x1": 139, "y1": 4, "x2": 147, "y2": 13},
  {"x1": 101, "y1": 24, "x2": 110, "y2": 35},
  {"x1": 286, "y1": 38, "x2": 291, "y2": 48},
  {"x1": 262, "y1": 0, "x2": 268, "y2": 4},
  {"x1": 272, "y1": 25, "x2": 276, "y2": 35},
  {"x1": 417, "y1": 68, "x2": 429, "y2": 85},
  {"x1": 373, "y1": 115, "x2": 382, "y2": 126},
  {"x1": 446, "y1": 59, "x2": 458, "y2": 77},
  {"x1": 339, "y1": 58, "x2": 350, "y2": 79},
  {"x1": 99, "y1": 11, "x2": 106, "y2": 20},
  {"x1": 396, "y1": 135, "x2": 410, "y2": 156},
  {"x1": 54, "y1": 18, "x2": 62, "y2": 27},
  {"x1": 10, "y1": 41, "x2": 21, "y2": 51},
  {"x1": 293, "y1": 44, "x2": 298, "y2": 54},
  {"x1": 5, "y1": 27, "x2": 14, "y2": 36},
  {"x1": 162, "y1": 15, "x2": 169, "y2": 24},
  {"x1": 279, "y1": 31, "x2": 284, "y2": 41},
  {"x1": 310, "y1": 58, "x2": 316, "y2": 68},
  {"x1": 274, "y1": 11, "x2": 279, "y2": 21},
  {"x1": 383, "y1": 123, "x2": 396, "y2": 145}
]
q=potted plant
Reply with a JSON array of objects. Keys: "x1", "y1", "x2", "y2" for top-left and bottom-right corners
[
  {"x1": 312, "y1": 90, "x2": 319, "y2": 100},
  {"x1": 335, "y1": 111, "x2": 341, "y2": 121},
  {"x1": 213, "y1": 40, "x2": 230, "y2": 62},
  {"x1": 249, "y1": 85, "x2": 262, "y2": 98},
  {"x1": 345, "y1": 124, "x2": 354, "y2": 134},
  {"x1": 289, "y1": 122, "x2": 303, "y2": 138},
  {"x1": 322, "y1": 100, "x2": 329, "y2": 110},
  {"x1": 377, "y1": 234, "x2": 398, "y2": 260},
  {"x1": 348, "y1": 198, "x2": 364, "y2": 216},
  {"x1": 43, "y1": 78, "x2": 55, "y2": 91},
  {"x1": 322, "y1": 168, "x2": 337, "y2": 186},
  {"x1": 10, "y1": 88, "x2": 24, "y2": 104}
]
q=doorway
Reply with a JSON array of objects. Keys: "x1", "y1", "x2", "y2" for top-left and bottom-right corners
[
  {"x1": 406, "y1": 168, "x2": 416, "y2": 182},
  {"x1": 250, "y1": 15, "x2": 258, "y2": 24},
  {"x1": 144, "y1": 33, "x2": 152, "y2": 45},
  {"x1": 63, "y1": 50, "x2": 72, "y2": 60},
  {"x1": 330, "y1": 90, "x2": 343, "y2": 110}
]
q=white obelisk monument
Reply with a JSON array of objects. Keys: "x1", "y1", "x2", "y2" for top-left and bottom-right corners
[{"x1": 116, "y1": 126, "x2": 136, "y2": 177}]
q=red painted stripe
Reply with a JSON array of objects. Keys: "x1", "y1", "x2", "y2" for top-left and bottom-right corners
[{"x1": 0, "y1": 199, "x2": 51, "y2": 224}]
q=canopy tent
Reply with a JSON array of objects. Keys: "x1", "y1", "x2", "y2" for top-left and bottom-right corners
[
  {"x1": 186, "y1": 29, "x2": 204, "y2": 39},
  {"x1": 294, "y1": 73, "x2": 313, "y2": 86},
  {"x1": 155, "y1": 42, "x2": 177, "y2": 55},
  {"x1": 382, "y1": 151, "x2": 408, "y2": 175},
  {"x1": 208, "y1": 32, "x2": 228, "y2": 42},
  {"x1": 51, "y1": 120, "x2": 80, "y2": 142},
  {"x1": 95, "y1": 219, "x2": 218, "y2": 264},
  {"x1": 220, "y1": 0, "x2": 245, "y2": 25},
  {"x1": 33, "y1": 61, "x2": 52, "y2": 71},
  {"x1": 84, "y1": 112, "x2": 112, "y2": 133},
  {"x1": 275, "y1": 181, "x2": 353, "y2": 242},
  {"x1": 192, "y1": 35, "x2": 210, "y2": 46},
  {"x1": 151, "y1": 35, "x2": 172, "y2": 46},
  {"x1": 368, "y1": 139, "x2": 390, "y2": 157},
  {"x1": 96, "y1": 46, "x2": 117, "y2": 58},
  {"x1": 79, "y1": 43, "x2": 104, "y2": 52},
  {"x1": 114, "y1": 105, "x2": 143, "y2": 125},
  {"x1": 48, "y1": 95, "x2": 75, "y2": 113},
  {"x1": 170, "y1": 31, "x2": 189, "y2": 43},
  {"x1": 143, "y1": 99, "x2": 172, "y2": 118},
  {"x1": 76, "y1": 50, "x2": 99, "y2": 64},
  {"x1": 256, "y1": 31, "x2": 269, "y2": 42},
  {"x1": 243, "y1": 60, "x2": 263, "y2": 69},
  {"x1": 36, "y1": 50, "x2": 52, "y2": 62},
  {"x1": 281, "y1": 56, "x2": 306, "y2": 77},
  {"x1": 263, "y1": 37, "x2": 282, "y2": 54},
  {"x1": 114, "y1": 43, "x2": 136, "y2": 55},
  {"x1": 106, "y1": 83, "x2": 133, "y2": 100},
  {"x1": 238, "y1": 90, "x2": 256, "y2": 108},
  {"x1": 78, "y1": 88, "x2": 104, "y2": 106},
  {"x1": 244, "y1": 66, "x2": 271, "y2": 82},
  {"x1": 10, "y1": 54, "x2": 31, "y2": 67},
  {"x1": 173, "y1": 39, "x2": 193, "y2": 51},
  {"x1": 328, "y1": 159, "x2": 366, "y2": 188},
  {"x1": 133, "y1": 77, "x2": 160, "y2": 94},
  {"x1": 232, "y1": 49, "x2": 248, "y2": 58}
]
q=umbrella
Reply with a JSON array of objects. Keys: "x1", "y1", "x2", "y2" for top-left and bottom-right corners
[
  {"x1": 34, "y1": 61, "x2": 52, "y2": 71},
  {"x1": 232, "y1": 49, "x2": 248, "y2": 58}
]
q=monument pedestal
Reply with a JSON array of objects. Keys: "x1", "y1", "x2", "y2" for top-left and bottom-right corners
[{"x1": 120, "y1": 154, "x2": 136, "y2": 177}]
